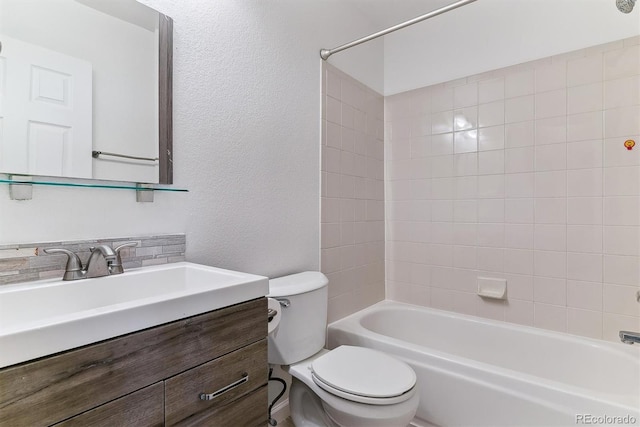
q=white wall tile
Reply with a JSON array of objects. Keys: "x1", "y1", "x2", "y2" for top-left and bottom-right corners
[
  {"x1": 504, "y1": 273, "x2": 534, "y2": 301},
  {"x1": 479, "y1": 78, "x2": 505, "y2": 104},
  {"x1": 453, "y1": 245, "x2": 477, "y2": 269},
  {"x1": 535, "y1": 117, "x2": 566, "y2": 146},
  {"x1": 505, "y1": 147, "x2": 535, "y2": 173},
  {"x1": 604, "y1": 255, "x2": 640, "y2": 286},
  {"x1": 506, "y1": 173, "x2": 535, "y2": 198},
  {"x1": 478, "y1": 175, "x2": 505, "y2": 199},
  {"x1": 604, "y1": 106, "x2": 640, "y2": 138},
  {"x1": 535, "y1": 198, "x2": 567, "y2": 224},
  {"x1": 567, "y1": 112, "x2": 603, "y2": 142},
  {"x1": 431, "y1": 133, "x2": 454, "y2": 156},
  {"x1": 567, "y1": 197, "x2": 603, "y2": 225},
  {"x1": 567, "y1": 169, "x2": 603, "y2": 197},
  {"x1": 535, "y1": 171, "x2": 567, "y2": 198},
  {"x1": 566, "y1": 140, "x2": 603, "y2": 170},
  {"x1": 603, "y1": 226, "x2": 640, "y2": 256},
  {"x1": 603, "y1": 196, "x2": 639, "y2": 225},
  {"x1": 479, "y1": 101, "x2": 505, "y2": 128},
  {"x1": 604, "y1": 166, "x2": 640, "y2": 196},
  {"x1": 453, "y1": 223, "x2": 477, "y2": 246},
  {"x1": 534, "y1": 250, "x2": 566, "y2": 278},
  {"x1": 567, "y1": 83, "x2": 603, "y2": 115},
  {"x1": 534, "y1": 224, "x2": 566, "y2": 251},
  {"x1": 567, "y1": 280, "x2": 603, "y2": 311},
  {"x1": 604, "y1": 45, "x2": 640, "y2": 80},
  {"x1": 478, "y1": 125, "x2": 505, "y2": 151},
  {"x1": 568, "y1": 308, "x2": 603, "y2": 339},
  {"x1": 603, "y1": 284, "x2": 640, "y2": 317},
  {"x1": 535, "y1": 62, "x2": 567, "y2": 93},
  {"x1": 567, "y1": 252, "x2": 603, "y2": 282},
  {"x1": 431, "y1": 86, "x2": 454, "y2": 112},
  {"x1": 454, "y1": 130, "x2": 478, "y2": 153},
  {"x1": 534, "y1": 303, "x2": 567, "y2": 332},
  {"x1": 505, "y1": 70, "x2": 535, "y2": 98},
  {"x1": 535, "y1": 144, "x2": 567, "y2": 171},
  {"x1": 535, "y1": 89, "x2": 567, "y2": 119},
  {"x1": 478, "y1": 223, "x2": 505, "y2": 247},
  {"x1": 479, "y1": 150, "x2": 505, "y2": 175},
  {"x1": 505, "y1": 299, "x2": 534, "y2": 326},
  {"x1": 505, "y1": 95, "x2": 535, "y2": 123},
  {"x1": 505, "y1": 224, "x2": 534, "y2": 249},
  {"x1": 505, "y1": 199, "x2": 535, "y2": 224},
  {"x1": 478, "y1": 199, "x2": 505, "y2": 223},
  {"x1": 534, "y1": 276, "x2": 566, "y2": 305},
  {"x1": 432, "y1": 111, "x2": 454, "y2": 135},
  {"x1": 454, "y1": 200, "x2": 478, "y2": 223},
  {"x1": 567, "y1": 54, "x2": 603, "y2": 87},
  {"x1": 604, "y1": 76, "x2": 640, "y2": 109},
  {"x1": 454, "y1": 107, "x2": 478, "y2": 131},
  {"x1": 477, "y1": 247, "x2": 504, "y2": 272},
  {"x1": 504, "y1": 249, "x2": 534, "y2": 275},
  {"x1": 567, "y1": 225, "x2": 602, "y2": 253},
  {"x1": 454, "y1": 153, "x2": 478, "y2": 176},
  {"x1": 431, "y1": 200, "x2": 453, "y2": 222},
  {"x1": 604, "y1": 137, "x2": 640, "y2": 167},
  {"x1": 506, "y1": 121, "x2": 535, "y2": 148},
  {"x1": 454, "y1": 83, "x2": 478, "y2": 109}
]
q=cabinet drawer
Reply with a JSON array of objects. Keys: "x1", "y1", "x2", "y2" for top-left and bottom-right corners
[
  {"x1": 169, "y1": 385, "x2": 267, "y2": 427},
  {"x1": 54, "y1": 382, "x2": 164, "y2": 427},
  {"x1": 0, "y1": 298, "x2": 266, "y2": 427},
  {"x1": 165, "y1": 339, "x2": 267, "y2": 426}
]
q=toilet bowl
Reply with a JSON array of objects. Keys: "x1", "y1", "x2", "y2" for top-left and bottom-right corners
[
  {"x1": 287, "y1": 348, "x2": 419, "y2": 427},
  {"x1": 268, "y1": 272, "x2": 419, "y2": 427}
]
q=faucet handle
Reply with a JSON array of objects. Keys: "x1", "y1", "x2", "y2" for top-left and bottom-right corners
[
  {"x1": 114, "y1": 242, "x2": 138, "y2": 253},
  {"x1": 43, "y1": 248, "x2": 84, "y2": 281},
  {"x1": 109, "y1": 242, "x2": 138, "y2": 275}
]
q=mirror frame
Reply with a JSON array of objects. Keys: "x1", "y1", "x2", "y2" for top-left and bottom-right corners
[{"x1": 158, "y1": 13, "x2": 173, "y2": 184}]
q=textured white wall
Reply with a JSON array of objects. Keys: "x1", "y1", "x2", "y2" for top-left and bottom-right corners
[
  {"x1": 383, "y1": 0, "x2": 640, "y2": 95},
  {"x1": 0, "y1": 0, "x2": 382, "y2": 279}
]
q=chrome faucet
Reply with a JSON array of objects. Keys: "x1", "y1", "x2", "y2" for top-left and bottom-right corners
[
  {"x1": 620, "y1": 331, "x2": 640, "y2": 345},
  {"x1": 44, "y1": 242, "x2": 138, "y2": 281},
  {"x1": 85, "y1": 245, "x2": 117, "y2": 278}
]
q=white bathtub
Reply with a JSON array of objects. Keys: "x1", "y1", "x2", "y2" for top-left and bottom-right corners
[{"x1": 327, "y1": 301, "x2": 640, "y2": 427}]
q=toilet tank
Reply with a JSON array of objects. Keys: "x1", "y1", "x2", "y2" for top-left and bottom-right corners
[{"x1": 267, "y1": 272, "x2": 328, "y2": 365}]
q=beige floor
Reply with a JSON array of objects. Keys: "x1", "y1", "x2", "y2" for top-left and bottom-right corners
[{"x1": 276, "y1": 417, "x2": 295, "y2": 427}]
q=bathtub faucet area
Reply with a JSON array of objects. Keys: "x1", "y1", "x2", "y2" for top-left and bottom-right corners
[{"x1": 620, "y1": 331, "x2": 640, "y2": 345}]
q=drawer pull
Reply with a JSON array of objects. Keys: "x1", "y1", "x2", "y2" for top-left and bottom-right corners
[{"x1": 199, "y1": 373, "x2": 249, "y2": 401}]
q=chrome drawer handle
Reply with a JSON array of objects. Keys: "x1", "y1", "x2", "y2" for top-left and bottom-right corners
[{"x1": 199, "y1": 373, "x2": 249, "y2": 401}]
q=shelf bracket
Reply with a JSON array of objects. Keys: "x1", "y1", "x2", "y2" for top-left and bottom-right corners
[
  {"x1": 136, "y1": 183, "x2": 154, "y2": 203},
  {"x1": 8, "y1": 175, "x2": 33, "y2": 200}
]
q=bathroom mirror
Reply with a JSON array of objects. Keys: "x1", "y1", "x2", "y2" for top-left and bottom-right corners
[{"x1": 0, "y1": 0, "x2": 173, "y2": 184}]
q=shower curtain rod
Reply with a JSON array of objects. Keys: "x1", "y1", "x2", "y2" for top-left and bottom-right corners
[{"x1": 320, "y1": 0, "x2": 477, "y2": 60}]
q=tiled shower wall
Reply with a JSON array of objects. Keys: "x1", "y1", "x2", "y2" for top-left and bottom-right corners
[
  {"x1": 385, "y1": 37, "x2": 640, "y2": 342},
  {"x1": 321, "y1": 63, "x2": 385, "y2": 323}
]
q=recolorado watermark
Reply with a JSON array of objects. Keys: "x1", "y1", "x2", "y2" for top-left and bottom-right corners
[{"x1": 576, "y1": 414, "x2": 638, "y2": 425}]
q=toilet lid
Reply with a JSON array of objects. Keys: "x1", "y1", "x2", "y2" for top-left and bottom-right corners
[{"x1": 311, "y1": 346, "x2": 416, "y2": 400}]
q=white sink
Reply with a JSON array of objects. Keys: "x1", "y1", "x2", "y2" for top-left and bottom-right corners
[{"x1": 0, "y1": 262, "x2": 268, "y2": 368}]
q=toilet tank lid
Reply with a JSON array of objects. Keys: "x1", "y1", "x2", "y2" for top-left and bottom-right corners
[{"x1": 267, "y1": 271, "x2": 328, "y2": 297}]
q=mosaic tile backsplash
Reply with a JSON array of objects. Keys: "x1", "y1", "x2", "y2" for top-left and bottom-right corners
[{"x1": 0, "y1": 234, "x2": 186, "y2": 285}]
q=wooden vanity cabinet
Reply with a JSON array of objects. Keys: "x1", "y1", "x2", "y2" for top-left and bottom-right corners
[{"x1": 0, "y1": 298, "x2": 268, "y2": 427}]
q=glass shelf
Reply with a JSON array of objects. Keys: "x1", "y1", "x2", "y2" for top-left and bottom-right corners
[{"x1": 0, "y1": 178, "x2": 188, "y2": 192}]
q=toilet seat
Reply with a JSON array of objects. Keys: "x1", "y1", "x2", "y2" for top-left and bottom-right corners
[{"x1": 310, "y1": 346, "x2": 416, "y2": 405}]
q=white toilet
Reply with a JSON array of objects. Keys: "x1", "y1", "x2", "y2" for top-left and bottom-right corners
[{"x1": 268, "y1": 272, "x2": 419, "y2": 427}]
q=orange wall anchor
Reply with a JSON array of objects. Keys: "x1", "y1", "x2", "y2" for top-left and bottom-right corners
[{"x1": 624, "y1": 139, "x2": 635, "y2": 150}]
